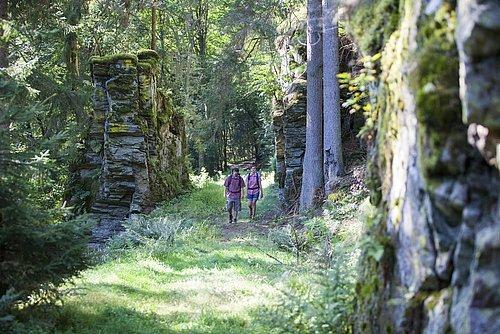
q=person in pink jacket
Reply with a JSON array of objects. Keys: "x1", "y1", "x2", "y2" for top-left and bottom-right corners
[{"x1": 246, "y1": 165, "x2": 263, "y2": 219}]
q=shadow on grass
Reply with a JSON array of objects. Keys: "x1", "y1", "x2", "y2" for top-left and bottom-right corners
[
  {"x1": 15, "y1": 302, "x2": 264, "y2": 334},
  {"x1": 12, "y1": 304, "x2": 167, "y2": 334},
  {"x1": 154, "y1": 242, "x2": 287, "y2": 278}
]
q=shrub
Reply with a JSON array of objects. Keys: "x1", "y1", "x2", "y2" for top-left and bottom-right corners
[
  {"x1": 262, "y1": 190, "x2": 369, "y2": 333},
  {"x1": 0, "y1": 209, "x2": 93, "y2": 327},
  {"x1": 259, "y1": 256, "x2": 356, "y2": 333},
  {"x1": 106, "y1": 215, "x2": 181, "y2": 258},
  {"x1": 0, "y1": 72, "x2": 93, "y2": 327}
]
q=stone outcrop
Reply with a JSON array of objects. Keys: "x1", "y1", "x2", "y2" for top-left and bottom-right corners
[
  {"x1": 273, "y1": 22, "x2": 307, "y2": 210},
  {"x1": 456, "y1": 0, "x2": 500, "y2": 170},
  {"x1": 73, "y1": 50, "x2": 189, "y2": 243},
  {"x1": 345, "y1": 0, "x2": 499, "y2": 332}
]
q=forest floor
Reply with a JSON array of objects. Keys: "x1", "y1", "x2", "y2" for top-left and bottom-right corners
[{"x1": 16, "y1": 173, "x2": 369, "y2": 334}]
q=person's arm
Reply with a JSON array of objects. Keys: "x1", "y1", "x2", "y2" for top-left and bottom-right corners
[
  {"x1": 223, "y1": 177, "x2": 228, "y2": 199},
  {"x1": 259, "y1": 174, "x2": 264, "y2": 198},
  {"x1": 241, "y1": 176, "x2": 246, "y2": 200}
]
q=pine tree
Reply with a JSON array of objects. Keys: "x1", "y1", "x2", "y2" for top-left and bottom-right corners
[
  {"x1": 322, "y1": 0, "x2": 343, "y2": 192},
  {"x1": 300, "y1": 0, "x2": 324, "y2": 210}
]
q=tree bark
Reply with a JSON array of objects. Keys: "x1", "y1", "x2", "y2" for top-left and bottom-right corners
[
  {"x1": 0, "y1": 0, "x2": 8, "y2": 68},
  {"x1": 300, "y1": 0, "x2": 324, "y2": 210},
  {"x1": 150, "y1": 0, "x2": 157, "y2": 50},
  {"x1": 121, "y1": 0, "x2": 131, "y2": 28},
  {"x1": 322, "y1": 0, "x2": 343, "y2": 192}
]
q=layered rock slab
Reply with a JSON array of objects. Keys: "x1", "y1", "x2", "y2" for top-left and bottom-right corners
[{"x1": 74, "y1": 50, "x2": 188, "y2": 243}]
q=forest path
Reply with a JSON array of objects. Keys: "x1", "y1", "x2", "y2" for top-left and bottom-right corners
[{"x1": 23, "y1": 178, "x2": 295, "y2": 333}]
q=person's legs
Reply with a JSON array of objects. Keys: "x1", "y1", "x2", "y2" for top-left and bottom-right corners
[
  {"x1": 233, "y1": 199, "x2": 241, "y2": 223},
  {"x1": 252, "y1": 201, "x2": 257, "y2": 218},
  {"x1": 227, "y1": 200, "x2": 234, "y2": 223},
  {"x1": 248, "y1": 199, "x2": 253, "y2": 218}
]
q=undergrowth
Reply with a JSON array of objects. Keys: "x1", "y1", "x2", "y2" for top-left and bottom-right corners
[
  {"x1": 261, "y1": 188, "x2": 370, "y2": 334},
  {"x1": 13, "y1": 175, "x2": 370, "y2": 334}
]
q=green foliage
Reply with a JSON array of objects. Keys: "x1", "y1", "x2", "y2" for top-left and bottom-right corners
[
  {"x1": 14, "y1": 179, "x2": 295, "y2": 333},
  {"x1": 259, "y1": 256, "x2": 356, "y2": 333},
  {"x1": 262, "y1": 190, "x2": 369, "y2": 333},
  {"x1": 348, "y1": 0, "x2": 401, "y2": 55},
  {"x1": 106, "y1": 216, "x2": 180, "y2": 255},
  {"x1": 338, "y1": 53, "x2": 381, "y2": 141},
  {"x1": 0, "y1": 58, "x2": 92, "y2": 327},
  {"x1": 268, "y1": 223, "x2": 311, "y2": 258}
]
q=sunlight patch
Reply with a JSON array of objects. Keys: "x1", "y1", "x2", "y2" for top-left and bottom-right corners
[{"x1": 138, "y1": 258, "x2": 175, "y2": 274}]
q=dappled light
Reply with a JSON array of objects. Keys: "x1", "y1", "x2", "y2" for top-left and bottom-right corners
[{"x1": 1, "y1": 0, "x2": 498, "y2": 333}]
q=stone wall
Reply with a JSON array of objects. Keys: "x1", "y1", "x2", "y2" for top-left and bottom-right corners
[
  {"x1": 346, "y1": 0, "x2": 499, "y2": 332},
  {"x1": 74, "y1": 50, "x2": 189, "y2": 243}
]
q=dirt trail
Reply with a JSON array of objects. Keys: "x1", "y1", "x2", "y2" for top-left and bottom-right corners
[{"x1": 219, "y1": 218, "x2": 271, "y2": 241}]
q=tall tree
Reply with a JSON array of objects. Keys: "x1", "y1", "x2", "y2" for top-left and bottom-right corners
[
  {"x1": 322, "y1": 0, "x2": 343, "y2": 191},
  {"x1": 300, "y1": 0, "x2": 324, "y2": 210},
  {"x1": 0, "y1": 0, "x2": 7, "y2": 68}
]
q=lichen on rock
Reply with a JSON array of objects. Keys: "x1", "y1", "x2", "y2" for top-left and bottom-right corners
[
  {"x1": 345, "y1": 0, "x2": 500, "y2": 332},
  {"x1": 72, "y1": 50, "x2": 189, "y2": 244}
]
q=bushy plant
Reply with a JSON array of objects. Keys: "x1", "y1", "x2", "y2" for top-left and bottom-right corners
[
  {"x1": 0, "y1": 72, "x2": 93, "y2": 327},
  {"x1": 260, "y1": 257, "x2": 356, "y2": 334},
  {"x1": 268, "y1": 224, "x2": 310, "y2": 262},
  {"x1": 106, "y1": 215, "x2": 181, "y2": 258}
]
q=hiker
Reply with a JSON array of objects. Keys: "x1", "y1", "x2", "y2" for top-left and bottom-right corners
[
  {"x1": 246, "y1": 165, "x2": 263, "y2": 219},
  {"x1": 224, "y1": 167, "x2": 245, "y2": 223}
]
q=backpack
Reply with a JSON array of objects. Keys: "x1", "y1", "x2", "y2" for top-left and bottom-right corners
[
  {"x1": 246, "y1": 172, "x2": 261, "y2": 190},
  {"x1": 227, "y1": 175, "x2": 243, "y2": 193}
]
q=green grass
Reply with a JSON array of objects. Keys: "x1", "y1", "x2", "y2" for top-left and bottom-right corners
[
  {"x1": 38, "y1": 239, "x2": 294, "y2": 333},
  {"x1": 13, "y1": 175, "x2": 300, "y2": 334},
  {"x1": 14, "y1": 174, "x2": 369, "y2": 334}
]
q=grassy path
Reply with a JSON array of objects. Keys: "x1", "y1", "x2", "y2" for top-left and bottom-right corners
[
  {"x1": 21, "y1": 178, "x2": 297, "y2": 333},
  {"x1": 19, "y1": 174, "x2": 367, "y2": 333}
]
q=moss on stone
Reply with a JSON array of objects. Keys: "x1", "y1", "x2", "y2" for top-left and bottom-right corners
[
  {"x1": 138, "y1": 61, "x2": 154, "y2": 73},
  {"x1": 137, "y1": 49, "x2": 160, "y2": 60},
  {"x1": 348, "y1": 0, "x2": 401, "y2": 55},
  {"x1": 90, "y1": 53, "x2": 138, "y2": 65},
  {"x1": 412, "y1": 4, "x2": 462, "y2": 179}
]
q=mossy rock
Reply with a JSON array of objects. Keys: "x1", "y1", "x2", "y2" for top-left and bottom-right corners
[
  {"x1": 90, "y1": 53, "x2": 138, "y2": 66},
  {"x1": 137, "y1": 49, "x2": 160, "y2": 60},
  {"x1": 348, "y1": 0, "x2": 401, "y2": 55},
  {"x1": 138, "y1": 61, "x2": 154, "y2": 73},
  {"x1": 412, "y1": 4, "x2": 463, "y2": 179}
]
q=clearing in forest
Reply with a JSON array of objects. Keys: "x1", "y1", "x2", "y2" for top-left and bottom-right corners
[{"x1": 17, "y1": 174, "x2": 367, "y2": 333}]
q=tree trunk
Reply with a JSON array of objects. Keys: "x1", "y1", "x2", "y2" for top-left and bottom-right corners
[
  {"x1": 65, "y1": 0, "x2": 88, "y2": 125},
  {"x1": 300, "y1": 0, "x2": 324, "y2": 210},
  {"x1": 254, "y1": 141, "x2": 260, "y2": 164},
  {"x1": 150, "y1": 0, "x2": 157, "y2": 50},
  {"x1": 322, "y1": 0, "x2": 343, "y2": 193},
  {"x1": 223, "y1": 128, "x2": 228, "y2": 170},
  {"x1": 121, "y1": 0, "x2": 131, "y2": 28},
  {"x1": 0, "y1": 0, "x2": 8, "y2": 68}
]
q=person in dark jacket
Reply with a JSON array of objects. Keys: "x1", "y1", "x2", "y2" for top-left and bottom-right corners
[{"x1": 224, "y1": 167, "x2": 245, "y2": 223}]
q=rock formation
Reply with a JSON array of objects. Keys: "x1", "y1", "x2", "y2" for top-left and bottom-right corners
[
  {"x1": 73, "y1": 50, "x2": 189, "y2": 243},
  {"x1": 273, "y1": 23, "x2": 307, "y2": 210},
  {"x1": 345, "y1": 0, "x2": 499, "y2": 332}
]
